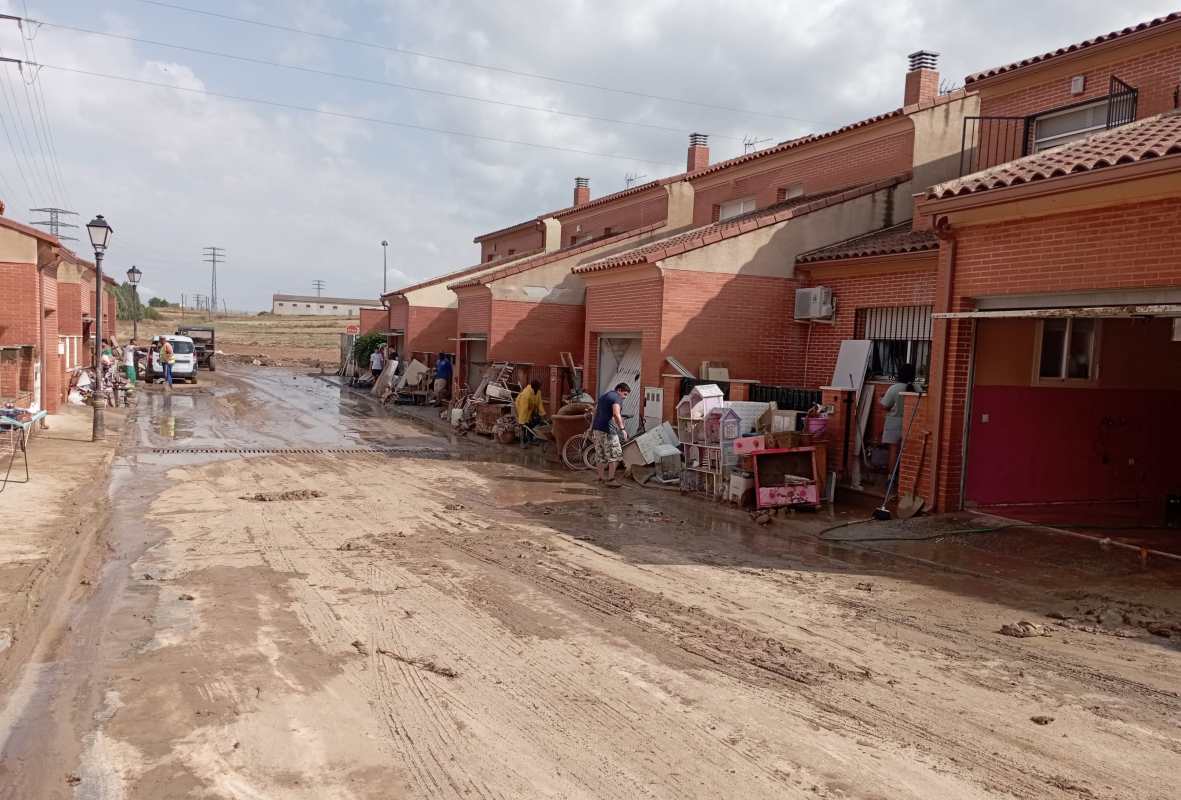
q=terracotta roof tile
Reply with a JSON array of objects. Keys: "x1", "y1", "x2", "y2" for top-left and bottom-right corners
[
  {"x1": 574, "y1": 174, "x2": 910, "y2": 274},
  {"x1": 795, "y1": 223, "x2": 939, "y2": 264},
  {"x1": 448, "y1": 223, "x2": 665, "y2": 289},
  {"x1": 965, "y1": 12, "x2": 1181, "y2": 85},
  {"x1": 926, "y1": 112, "x2": 1181, "y2": 200},
  {"x1": 385, "y1": 248, "x2": 544, "y2": 297}
]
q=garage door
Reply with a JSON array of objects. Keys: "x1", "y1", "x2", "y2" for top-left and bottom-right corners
[
  {"x1": 597, "y1": 336, "x2": 643, "y2": 436},
  {"x1": 463, "y1": 337, "x2": 488, "y2": 389}
]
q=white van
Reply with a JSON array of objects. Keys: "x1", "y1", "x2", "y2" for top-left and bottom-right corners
[{"x1": 150, "y1": 335, "x2": 198, "y2": 383}]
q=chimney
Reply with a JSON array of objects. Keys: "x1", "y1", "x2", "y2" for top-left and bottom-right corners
[
  {"x1": 905, "y1": 50, "x2": 940, "y2": 106},
  {"x1": 573, "y1": 177, "x2": 590, "y2": 207},
  {"x1": 687, "y1": 132, "x2": 709, "y2": 172}
]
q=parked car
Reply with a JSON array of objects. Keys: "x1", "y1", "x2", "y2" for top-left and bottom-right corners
[
  {"x1": 149, "y1": 335, "x2": 198, "y2": 383},
  {"x1": 175, "y1": 325, "x2": 216, "y2": 371}
]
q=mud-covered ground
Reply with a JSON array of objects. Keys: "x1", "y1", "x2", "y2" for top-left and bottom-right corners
[{"x1": 1, "y1": 365, "x2": 1179, "y2": 799}]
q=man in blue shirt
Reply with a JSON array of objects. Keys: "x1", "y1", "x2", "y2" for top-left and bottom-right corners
[
  {"x1": 433, "y1": 353, "x2": 453, "y2": 403},
  {"x1": 592, "y1": 382, "x2": 630, "y2": 486}
]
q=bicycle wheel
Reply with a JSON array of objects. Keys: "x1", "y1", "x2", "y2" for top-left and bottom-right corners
[
  {"x1": 561, "y1": 433, "x2": 589, "y2": 470},
  {"x1": 582, "y1": 440, "x2": 600, "y2": 470}
]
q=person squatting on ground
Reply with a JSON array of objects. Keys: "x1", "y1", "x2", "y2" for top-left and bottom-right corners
[
  {"x1": 514, "y1": 379, "x2": 548, "y2": 439},
  {"x1": 593, "y1": 382, "x2": 630, "y2": 487}
]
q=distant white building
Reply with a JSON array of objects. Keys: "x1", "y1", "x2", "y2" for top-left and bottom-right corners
[{"x1": 271, "y1": 294, "x2": 382, "y2": 317}]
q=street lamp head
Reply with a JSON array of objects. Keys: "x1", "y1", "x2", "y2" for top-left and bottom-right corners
[
  {"x1": 86, "y1": 214, "x2": 113, "y2": 252},
  {"x1": 381, "y1": 240, "x2": 388, "y2": 247},
  {"x1": 126, "y1": 264, "x2": 142, "y2": 285}
]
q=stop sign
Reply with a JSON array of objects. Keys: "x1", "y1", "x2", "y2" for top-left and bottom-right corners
[{"x1": 345, "y1": 324, "x2": 360, "y2": 334}]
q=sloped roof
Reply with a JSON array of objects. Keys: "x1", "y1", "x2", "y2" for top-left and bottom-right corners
[
  {"x1": 926, "y1": 111, "x2": 1181, "y2": 200},
  {"x1": 796, "y1": 222, "x2": 939, "y2": 264},
  {"x1": 385, "y1": 248, "x2": 544, "y2": 298},
  {"x1": 965, "y1": 12, "x2": 1181, "y2": 85},
  {"x1": 574, "y1": 174, "x2": 910, "y2": 274},
  {"x1": 0, "y1": 215, "x2": 60, "y2": 246},
  {"x1": 449, "y1": 223, "x2": 665, "y2": 289}
]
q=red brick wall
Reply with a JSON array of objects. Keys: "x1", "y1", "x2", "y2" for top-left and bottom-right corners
[
  {"x1": 0, "y1": 262, "x2": 39, "y2": 347},
  {"x1": 977, "y1": 37, "x2": 1181, "y2": 121},
  {"x1": 58, "y1": 281, "x2": 82, "y2": 336},
  {"x1": 584, "y1": 274, "x2": 663, "y2": 395},
  {"x1": 358, "y1": 307, "x2": 385, "y2": 336},
  {"x1": 408, "y1": 305, "x2": 456, "y2": 358},
  {"x1": 690, "y1": 130, "x2": 914, "y2": 226},
  {"x1": 479, "y1": 226, "x2": 543, "y2": 263},
  {"x1": 560, "y1": 192, "x2": 668, "y2": 244},
  {"x1": 105, "y1": 290, "x2": 117, "y2": 339},
  {"x1": 798, "y1": 257, "x2": 938, "y2": 388},
  {"x1": 489, "y1": 299, "x2": 584, "y2": 367},
  {"x1": 930, "y1": 197, "x2": 1181, "y2": 510},
  {"x1": 660, "y1": 269, "x2": 804, "y2": 385}
]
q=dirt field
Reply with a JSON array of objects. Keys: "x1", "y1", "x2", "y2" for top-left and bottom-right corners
[
  {"x1": 1, "y1": 365, "x2": 1179, "y2": 799},
  {"x1": 129, "y1": 308, "x2": 357, "y2": 366}
]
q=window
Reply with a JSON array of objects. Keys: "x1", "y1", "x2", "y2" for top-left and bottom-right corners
[
  {"x1": 776, "y1": 184, "x2": 804, "y2": 203},
  {"x1": 507, "y1": 248, "x2": 516, "y2": 255},
  {"x1": 718, "y1": 197, "x2": 756, "y2": 221},
  {"x1": 854, "y1": 305, "x2": 933, "y2": 382},
  {"x1": 319, "y1": 304, "x2": 325, "y2": 309},
  {"x1": 602, "y1": 227, "x2": 613, "y2": 236},
  {"x1": 1032, "y1": 100, "x2": 1108, "y2": 151},
  {"x1": 1036, "y1": 318, "x2": 1098, "y2": 382},
  {"x1": 277, "y1": 302, "x2": 284, "y2": 307},
  {"x1": 486, "y1": 254, "x2": 495, "y2": 262},
  {"x1": 305, "y1": 304, "x2": 311, "y2": 308},
  {"x1": 333, "y1": 305, "x2": 338, "y2": 309}
]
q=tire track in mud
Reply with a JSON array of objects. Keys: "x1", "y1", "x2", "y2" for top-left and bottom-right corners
[{"x1": 420, "y1": 499, "x2": 1141, "y2": 800}]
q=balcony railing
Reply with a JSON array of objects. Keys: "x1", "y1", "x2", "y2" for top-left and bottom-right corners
[{"x1": 958, "y1": 75, "x2": 1139, "y2": 176}]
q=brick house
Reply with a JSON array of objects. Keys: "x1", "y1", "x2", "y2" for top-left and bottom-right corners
[
  {"x1": 447, "y1": 219, "x2": 673, "y2": 390},
  {"x1": 910, "y1": 112, "x2": 1181, "y2": 518}
]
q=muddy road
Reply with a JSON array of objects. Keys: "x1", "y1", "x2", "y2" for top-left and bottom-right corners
[{"x1": 2, "y1": 365, "x2": 1179, "y2": 799}]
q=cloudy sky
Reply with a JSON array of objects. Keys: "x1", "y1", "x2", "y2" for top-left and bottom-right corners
[{"x1": 0, "y1": 0, "x2": 1175, "y2": 309}]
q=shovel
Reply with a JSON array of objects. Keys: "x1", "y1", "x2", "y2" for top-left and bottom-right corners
[{"x1": 897, "y1": 431, "x2": 929, "y2": 519}]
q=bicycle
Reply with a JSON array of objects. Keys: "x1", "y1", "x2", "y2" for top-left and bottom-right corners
[{"x1": 560, "y1": 413, "x2": 642, "y2": 471}]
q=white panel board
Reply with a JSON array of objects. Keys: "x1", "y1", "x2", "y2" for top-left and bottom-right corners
[{"x1": 831, "y1": 339, "x2": 873, "y2": 392}]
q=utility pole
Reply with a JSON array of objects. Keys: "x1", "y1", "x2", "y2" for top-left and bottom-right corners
[
  {"x1": 381, "y1": 240, "x2": 388, "y2": 296},
  {"x1": 624, "y1": 172, "x2": 647, "y2": 189},
  {"x1": 312, "y1": 279, "x2": 326, "y2": 296},
  {"x1": 30, "y1": 207, "x2": 79, "y2": 241},
  {"x1": 202, "y1": 247, "x2": 224, "y2": 318}
]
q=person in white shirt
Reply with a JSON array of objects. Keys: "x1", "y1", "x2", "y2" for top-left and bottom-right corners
[
  {"x1": 369, "y1": 347, "x2": 385, "y2": 381},
  {"x1": 123, "y1": 339, "x2": 138, "y2": 384}
]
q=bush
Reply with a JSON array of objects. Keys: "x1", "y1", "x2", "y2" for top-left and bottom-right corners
[
  {"x1": 147, "y1": 297, "x2": 169, "y2": 307},
  {"x1": 352, "y1": 332, "x2": 386, "y2": 367}
]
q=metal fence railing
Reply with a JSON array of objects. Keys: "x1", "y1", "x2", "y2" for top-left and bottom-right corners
[{"x1": 750, "y1": 384, "x2": 822, "y2": 411}]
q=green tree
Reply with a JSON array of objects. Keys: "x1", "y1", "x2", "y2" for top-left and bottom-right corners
[
  {"x1": 147, "y1": 297, "x2": 170, "y2": 308},
  {"x1": 352, "y1": 332, "x2": 386, "y2": 367}
]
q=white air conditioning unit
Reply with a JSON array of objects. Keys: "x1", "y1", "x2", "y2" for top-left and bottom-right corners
[{"x1": 794, "y1": 286, "x2": 835, "y2": 321}]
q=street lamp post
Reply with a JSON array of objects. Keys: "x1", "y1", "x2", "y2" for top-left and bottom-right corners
[
  {"x1": 126, "y1": 264, "x2": 142, "y2": 340},
  {"x1": 86, "y1": 215, "x2": 113, "y2": 443},
  {"x1": 381, "y1": 240, "x2": 389, "y2": 296}
]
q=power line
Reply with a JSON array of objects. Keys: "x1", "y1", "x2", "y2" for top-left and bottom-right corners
[
  {"x1": 19, "y1": 4, "x2": 75, "y2": 210},
  {"x1": 34, "y1": 19, "x2": 746, "y2": 142},
  {"x1": 0, "y1": 55, "x2": 45, "y2": 202},
  {"x1": 0, "y1": 16, "x2": 62, "y2": 206},
  {"x1": 29, "y1": 61, "x2": 682, "y2": 167},
  {"x1": 133, "y1": 0, "x2": 825, "y2": 125}
]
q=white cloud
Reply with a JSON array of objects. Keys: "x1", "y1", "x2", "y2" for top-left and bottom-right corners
[{"x1": 0, "y1": 0, "x2": 1175, "y2": 309}]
